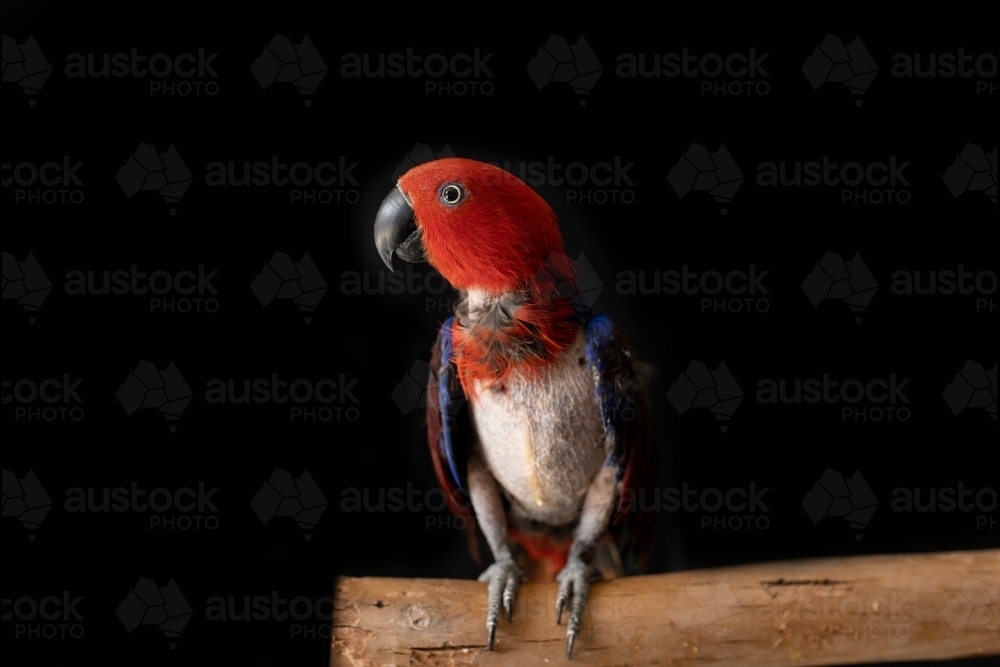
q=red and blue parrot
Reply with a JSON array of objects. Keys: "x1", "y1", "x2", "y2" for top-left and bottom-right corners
[{"x1": 374, "y1": 157, "x2": 658, "y2": 658}]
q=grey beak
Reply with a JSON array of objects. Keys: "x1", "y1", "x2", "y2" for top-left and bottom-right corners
[{"x1": 374, "y1": 187, "x2": 426, "y2": 270}]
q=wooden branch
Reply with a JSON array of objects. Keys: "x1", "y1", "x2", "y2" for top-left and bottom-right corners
[{"x1": 333, "y1": 549, "x2": 999, "y2": 666}]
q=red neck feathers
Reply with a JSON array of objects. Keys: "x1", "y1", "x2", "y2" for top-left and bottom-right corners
[{"x1": 451, "y1": 290, "x2": 578, "y2": 395}]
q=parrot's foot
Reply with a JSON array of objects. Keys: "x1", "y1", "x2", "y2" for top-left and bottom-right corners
[
  {"x1": 556, "y1": 558, "x2": 601, "y2": 659},
  {"x1": 478, "y1": 558, "x2": 527, "y2": 651}
]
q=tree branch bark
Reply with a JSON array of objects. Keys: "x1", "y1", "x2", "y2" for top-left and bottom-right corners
[{"x1": 333, "y1": 549, "x2": 999, "y2": 666}]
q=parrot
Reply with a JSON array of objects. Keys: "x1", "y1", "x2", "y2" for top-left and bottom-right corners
[{"x1": 373, "y1": 157, "x2": 658, "y2": 658}]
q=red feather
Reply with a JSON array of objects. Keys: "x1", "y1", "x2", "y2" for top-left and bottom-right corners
[
  {"x1": 451, "y1": 295, "x2": 578, "y2": 396},
  {"x1": 611, "y1": 389, "x2": 659, "y2": 572}
]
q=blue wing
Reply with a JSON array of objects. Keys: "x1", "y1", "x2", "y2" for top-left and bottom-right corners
[
  {"x1": 429, "y1": 316, "x2": 464, "y2": 490},
  {"x1": 425, "y1": 316, "x2": 480, "y2": 560}
]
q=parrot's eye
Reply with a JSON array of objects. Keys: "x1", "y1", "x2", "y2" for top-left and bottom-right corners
[{"x1": 439, "y1": 182, "x2": 465, "y2": 206}]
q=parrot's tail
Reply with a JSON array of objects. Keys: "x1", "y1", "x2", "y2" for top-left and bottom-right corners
[
  {"x1": 508, "y1": 524, "x2": 570, "y2": 582},
  {"x1": 508, "y1": 525, "x2": 623, "y2": 582}
]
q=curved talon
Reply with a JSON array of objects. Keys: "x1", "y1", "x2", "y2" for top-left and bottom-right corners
[
  {"x1": 480, "y1": 558, "x2": 526, "y2": 653},
  {"x1": 503, "y1": 574, "x2": 519, "y2": 623},
  {"x1": 556, "y1": 558, "x2": 598, "y2": 660}
]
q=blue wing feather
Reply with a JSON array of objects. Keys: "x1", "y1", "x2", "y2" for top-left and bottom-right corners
[
  {"x1": 435, "y1": 316, "x2": 465, "y2": 491},
  {"x1": 584, "y1": 313, "x2": 630, "y2": 476},
  {"x1": 426, "y1": 316, "x2": 479, "y2": 561}
]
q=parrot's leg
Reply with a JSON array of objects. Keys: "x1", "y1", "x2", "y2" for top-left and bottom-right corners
[
  {"x1": 556, "y1": 465, "x2": 617, "y2": 659},
  {"x1": 468, "y1": 452, "x2": 526, "y2": 651}
]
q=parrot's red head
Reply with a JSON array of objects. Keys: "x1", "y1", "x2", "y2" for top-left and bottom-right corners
[
  {"x1": 375, "y1": 157, "x2": 580, "y2": 389},
  {"x1": 375, "y1": 157, "x2": 564, "y2": 293}
]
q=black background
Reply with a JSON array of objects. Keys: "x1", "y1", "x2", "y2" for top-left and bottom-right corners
[{"x1": 2, "y1": 3, "x2": 996, "y2": 666}]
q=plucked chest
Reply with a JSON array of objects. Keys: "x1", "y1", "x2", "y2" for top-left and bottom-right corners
[{"x1": 468, "y1": 331, "x2": 608, "y2": 526}]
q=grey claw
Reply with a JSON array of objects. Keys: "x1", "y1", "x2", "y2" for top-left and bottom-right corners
[
  {"x1": 488, "y1": 623, "x2": 496, "y2": 651},
  {"x1": 556, "y1": 558, "x2": 598, "y2": 659},
  {"x1": 480, "y1": 558, "x2": 526, "y2": 653}
]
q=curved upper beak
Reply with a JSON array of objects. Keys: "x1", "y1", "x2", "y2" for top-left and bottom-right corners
[{"x1": 374, "y1": 187, "x2": 427, "y2": 270}]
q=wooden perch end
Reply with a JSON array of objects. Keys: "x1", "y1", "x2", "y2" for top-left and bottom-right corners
[{"x1": 333, "y1": 549, "x2": 999, "y2": 666}]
